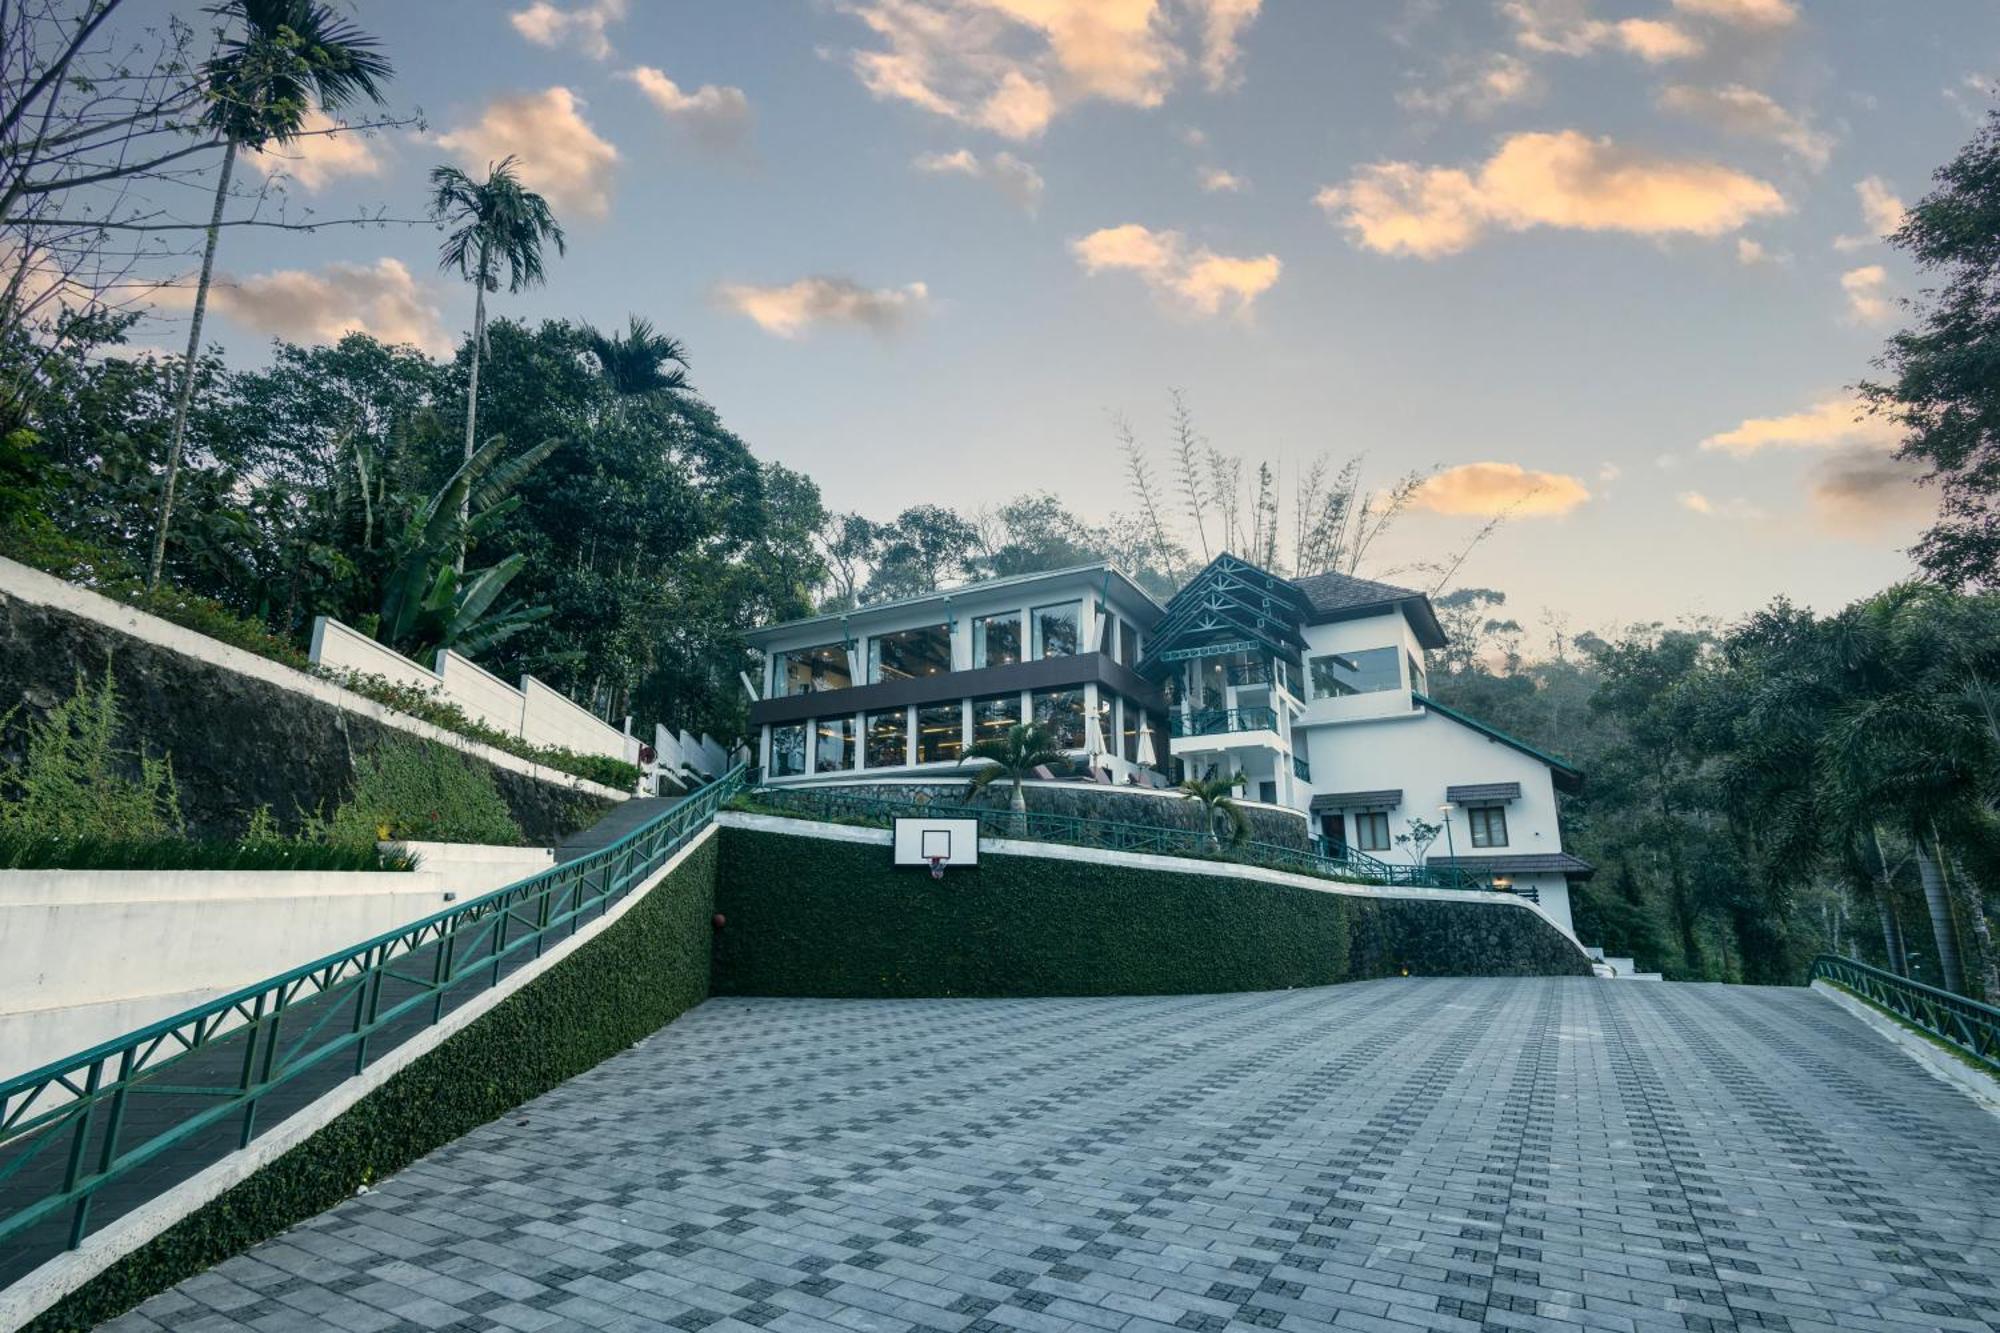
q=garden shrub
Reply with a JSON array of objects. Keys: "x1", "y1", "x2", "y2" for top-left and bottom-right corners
[
  {"x1": 0, "y1": 832, "x2": 415, "y2": 872},
  {"x1": 0, "y1": 667, "x2": 182, "y2": 842},
  {"x1": 326, "y1": 738, "x2": 525, "y2": 847}
]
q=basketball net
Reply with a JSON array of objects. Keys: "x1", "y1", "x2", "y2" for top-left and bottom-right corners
[{"x1": 928, "y1": 855, "x2": 947, "y2": 881}]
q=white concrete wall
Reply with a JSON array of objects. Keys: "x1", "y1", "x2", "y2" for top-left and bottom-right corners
[
  {"x1": 435, "y1": 649, "x2": 526, "y2": 736},
  {"x1": 519, "y1": 676, "x2": 624, "y2": 760},
  {"x1": 1296, "y1": 608, "x2": 1429, "y2": 726},
  {"x1": 309, "y1": 616, "x2": 438, "y2": 694},
  {"x1": 0, "y1": 844, "x2": 553, "y2": 1080}
]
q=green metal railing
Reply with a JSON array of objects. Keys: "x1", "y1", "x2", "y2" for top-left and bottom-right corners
[
  {"x1": 1169, "y1": 706, "x2": 1278, "y2": 738},
  {"x1": 1292, "y1": 755, "x2": 1311, "y2": 782},
  {"x1": 0, "y1": 764, "x2": 746, "y2": 1285},
  {"x1": 740, "y1": 783, "x2": 1487, "y2": 893},
  {"x1": 1809, "y1": 954, "x2": 2000, "y2": 1074}
]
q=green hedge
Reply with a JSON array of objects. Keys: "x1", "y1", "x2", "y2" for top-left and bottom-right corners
[
  {"x1": 711, "y1": 825, "x2": 1592, "y2": 999},
  {"x1": 27, "y1": 834, "x2": 720, "y2": 1333}
]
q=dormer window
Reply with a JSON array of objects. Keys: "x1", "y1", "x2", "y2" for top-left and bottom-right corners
[{"x1": 1309, "y1": 646, "x2": 1401, "y2": 698}]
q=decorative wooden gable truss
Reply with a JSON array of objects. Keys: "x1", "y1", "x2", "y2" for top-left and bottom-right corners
[{"x1": 1136, "y1": 553, "x2": 1313, "y2": 680}]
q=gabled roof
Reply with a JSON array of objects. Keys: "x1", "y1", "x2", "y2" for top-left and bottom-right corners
[
  {"x1": 1429, "y1": 852, "x2": 1596, "y2": 879},
  {"x1": 1289, "y1": 570, "x2": 1448, "y2": 649},
  {"x1": 1136, "y1": 553, "x2": 1314, "y2": 679},
  {"x1": 1415, "y1": 692, "x2": 1584, "y2": 793}
]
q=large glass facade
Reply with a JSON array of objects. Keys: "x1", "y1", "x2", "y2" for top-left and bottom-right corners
[
  {"x1": 1119, "y1": 619, "x2": 1138, "y2": 666},
  {"x1": 973, "y1": 693, "x2": 1018, "y2": 748},
  {"x1": 774, "y1": 643, "x2": 850, "y2": 696},
  {"x1": 770, "y1": 723, "x2": 807, "y2": 777},
  {"x1": 1033, "y1": 686, "x2": 1085, "y2": 749},
  {"x1": 814, "y1": 716, "x2": 853, "y2": 772},
  {"x1": 916, "y1": 702, "x2": 964, "y2": 763},
  {"x1": 868, "y1": 625, "x2": 951, "y2": 683},
  {"x1": 1309, "y1": 646, "x2": 1402, "y2": 698},
  {"x1": 971, "y1": 612, "x2": 1022, "y2": 669},
  {"x1": 1122, "y1": 704, "x2": 1140, "y2": 762},
  {"x1": 865, "y1": 708, "x2": 908, "y2": 767},
  {"x1": 1032, "y1": 602, "x2": 1080, "y2": 658}
]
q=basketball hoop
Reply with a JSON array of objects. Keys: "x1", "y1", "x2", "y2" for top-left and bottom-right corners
[{"x1": 928, "y1": 855, "x2": 947, "y2": 881}]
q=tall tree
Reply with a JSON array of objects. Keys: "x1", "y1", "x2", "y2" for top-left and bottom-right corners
[
  {"x1": 428, "y1": 157, "x2": 565, "y2": 547},
  {"x1": 147, "y1": 0, "x2": 392, "y2": 588}
]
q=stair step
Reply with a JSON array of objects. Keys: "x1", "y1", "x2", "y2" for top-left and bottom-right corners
[{"x1": 554, "y1": 797, "x2": 675, "y2": 863}]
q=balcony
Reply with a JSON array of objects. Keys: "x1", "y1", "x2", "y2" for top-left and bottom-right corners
[
  {"x1": 1292, "y1": 755, "x2": 1311, "y2": 782},
  {"x1": 1169, "y1": 706, "x2": 1278, "y2": 738}
]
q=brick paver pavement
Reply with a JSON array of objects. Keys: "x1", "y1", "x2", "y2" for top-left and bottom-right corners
[{"x1": 103, "y1": 979, "x2": 2000, "y2": 1333}]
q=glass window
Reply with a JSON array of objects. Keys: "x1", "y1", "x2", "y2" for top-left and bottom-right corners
[
  {"x1": 1122, "y1": 702, "x2": 1140, "y2": 762},
  {"x1": 1258, "y1": 780, "x2": 1278, "y2": 805},
  {"x1": 868, "y1": 625, "x2": 950, "y2": 683},
  {"x1": 1032, "y1": 602, "x2": 1080, "y2": 659},
  {"x1": 813, "y1": 716, "x2": 853, "y2": 772},
  {"x1": 917, "y1": 702, "x2": 963, "y2": 764},
  {"x1": 1468, "y1": 805, "x2": 1508, "y2": 848},
  {"x1": 1353, "y1": 810, "x2": 1392, "y2": 851},
  {"x1": 1032, "y1": 686, "x2": 1085, "y2": 749},
  {"x1": 973, "y1": 694, "x2": 1018, "y2": 748},
  {"x1": 971, "y1": 612, "x2": 1022, "y2": 669},
  {"x1": 770, "y1": 723, "x2": 807, "y2": 778},
  {"x1": 1120, "y1": 620, "x2": 1138, "y2": 666},
  {"x1": 865, "y1": 709, "x2": 908, "y2": 768},
  {"x1": 774, "y1": 643, "x2": 850, "y2": 697},
  {"x1": 1407, "y1": 651, "x2": 1427, "y2": 696},
  {"x1": 1309, "y1": 646, "x2": 1402, "y2": 698}
]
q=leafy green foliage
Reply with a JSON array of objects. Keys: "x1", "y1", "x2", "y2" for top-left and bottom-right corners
[
  {"x1": 0, "y1": 669, "x2": 181, "y2": 842},
  {"x1": 1178, "y1": 771, "x2": 1248, "y2": 847},
  {"x1": 25, "y1": 836, "x2": 718, "y2": 1333},
  {"x1": 201, "y1": 0, "x2": 393, "y2": 148},
  {"x1": 324, "y1": 739, "x2": 525, "y2": 847},
  {"x1": 710, "y1": 826, "x2": 1591, "y2": 999},
  {"x1": 0, "y1": 832, "x2": 414, "y2": 872},
  {"x1": 961, "y1": 722, "x2": 1066, "y2": 814}
]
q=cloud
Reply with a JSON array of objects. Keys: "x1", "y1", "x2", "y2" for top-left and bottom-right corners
[
  {"x1": 842, "y1": 0, "x2": 1263, "y2": 140},
  {"x1": 510, "y1": 0, "x2": 626, "y2": 59},
  {"x1": 435, "y1": 88, "x2": 618, "y2": 219},
  {"x1": 1198, "y1": 166, "x2": 1246, "y2": 192},
  {"x1": 1700, "y1": 397, "x2": 1899, "y2": 454},
  {"x1": 1834, "y1": 176, "x2": 1906, "y2": 250},
  {"x1": 158, "y1": 258, "x2": 450, "y2": 355},
  {"x1": 1315, "y1": 130, "x2": 1786, "y2": 258},
  {"x1": 1414, "y1": 462, "x2": 1591, "y2": 517},
  {"x1": 622, "y1": 67, "x2": 753, "y2": 152},
  {"x1": 914, "y1": 147, "x2": 1045, "y2": 211},
  {"x1": 1598, "y1": 462, "x2": 1621, "y2": 482},
  {"x1": 1070, "y1": 223, "x2": 1280, "y2": 316},
  {"x1": 245, "y1": 110, "x2": 384, "y2": 191},
  {"x1": 1671, "y1": 0, "x2": 1797, "y2": 29},
  {"x1": 1736, "y1": 238, "x2": 1769, "y2": 264},
  {"x1": 1840, "y1": 264, "x2": 1892, "y2": 324},
  {"x1": 713, "y1": 276, "x2": 930, "y2": 338},
  {"x1": 1503, "y1": 1, "x2": 1702, "y2": 62},
  {"x1": 1807, "y1": 447, "x2": 1931, "y2": 531},
  {"x1": 1678, "y1": 490, "x2": 1765, "y2": 519},
  {"x1": 1398, "y1": 52, "x2": 1542, "y2": 120},
  {"x1": 1657, "y1": 84, "x2": 1832, "y2": 169}
]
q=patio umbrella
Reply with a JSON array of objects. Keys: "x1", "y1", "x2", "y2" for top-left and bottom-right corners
[
  {"x1": 1136, "y1": 718, "x2": 1158, "y2": 769},
  {"x1": 1084, "y1": 709, "x2": 1106, "y2": 761}
]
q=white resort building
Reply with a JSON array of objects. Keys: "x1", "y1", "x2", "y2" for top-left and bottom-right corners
[{"x1": 745, "y1": 554, "x2": 1590, "y2": 931}]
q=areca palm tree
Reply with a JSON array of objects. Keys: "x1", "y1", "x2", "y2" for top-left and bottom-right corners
[
  {"x1": 429, "y1": 156, "x2": 565, "y2": 546},
  {"x1": 962, "y1": 722, "x2": 1064, "y2": 834},
  {"x1": 1181, "y1": 772, "x2": 1248, "y2": 851},
  {"x1": 148, "y1": 0, "x2": 392, "y2": 589},
  {"x1": 585, "y1": 316, "x2": 690, "y2": 401}
]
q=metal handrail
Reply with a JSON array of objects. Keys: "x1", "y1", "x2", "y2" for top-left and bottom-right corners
[
  {"x1": 739, "y1": 784, "x2": 1488, "y2": 893},
  {"x1": 1808, "y1": 954, "x2": 2000, "y2": 1074},
  {"x1": 1291, "y1": 756, "x2": 1311, "y2": 782},
  {"x1": 0, "y1": 764, "x2": 747, "y2": 1282},
  {"x1": 1169, "y1": 706, "x2": 1279, "y2": 738}
]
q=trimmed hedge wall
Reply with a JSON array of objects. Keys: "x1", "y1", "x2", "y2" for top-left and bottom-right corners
[
  {"x1": 26, "y1": 834, "x2": 720, "y2": 1333},
  {"x1": 711, "y1": 824, "x2": 1591, "y2": 999}
]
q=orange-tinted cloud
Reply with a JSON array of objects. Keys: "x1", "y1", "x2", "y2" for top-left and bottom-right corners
[
  {"x1": 1700, "y1": 397, "x2": 1900, "y2": 453},
  {"x1": 1415, "y1": 462, "x2": 1591, "y2": 517},
  {"x1": 714, "y1": 276, "x2": 930, "y2": 338},
  {"x1": 436, "y1": 88, "x2": 619, "y2": 219},
  {"x1": 1071, "y1": 223, "x2": 1280, "y2": 315}
]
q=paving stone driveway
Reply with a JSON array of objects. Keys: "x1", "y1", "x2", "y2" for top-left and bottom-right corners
[{"x1": 106, "y1": 979, "x2": 2000, "y2": 1333}]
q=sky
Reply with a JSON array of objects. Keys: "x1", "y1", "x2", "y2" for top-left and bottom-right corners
[{"x1": 129, "y1": 0, "x2": 2000, "y2": 638}]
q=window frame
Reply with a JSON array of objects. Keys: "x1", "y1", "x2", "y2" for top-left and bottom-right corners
[
  {"x1": 769, "y1": 722, "x2": 808, "y2": 778},
  {"x1": 772, "y1": 643, "x2": 851, "y2": 698},
  {"x1": 1031, "y1": 685, "x2": 1086, "y2": 750},
  {"x1": 813, "y1": 715, "x2": 853, "y2": 773},
  {"x1": 915, "y1": 701, "x2": 965, "y2": 764},
  {"x1": 867, "y1": 624, "x2": 951, "y2": 684},
  {"x1": 1309, "y1": 646, "x2": 1403, "y2": 700},
  {"x1": 864, "y1": 708, "x2": 910, "y2": 768},
  {"x1": 1031, "y1": 601, "x2": 1082, "y2": 659},
  {"x1": 1467, "y1": 804, "x2": 1509, "y2": 848},
  {"x1": 1352, "y1": 810, "x2": 1392, "y2": 852},
  {"x1": 971, "y1": 611, "x2": 1024, "y2": 669}
]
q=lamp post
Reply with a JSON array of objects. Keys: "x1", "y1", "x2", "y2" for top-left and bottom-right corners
[{"x1": 1437, "y1": 803, "x2": 1458, "y2": 864}]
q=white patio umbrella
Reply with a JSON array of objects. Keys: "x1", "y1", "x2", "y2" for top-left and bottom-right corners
[
  {"x1": 1084, "y1": 709, "x2": 1106, "y2": 763},
  {"x1": 1136, "y1": 718, "x2": 1158, "y2": 769}
]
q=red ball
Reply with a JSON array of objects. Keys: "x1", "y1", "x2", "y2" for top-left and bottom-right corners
[{"x1": 711, "y1": 913, "x2": 727, "y2": 931}]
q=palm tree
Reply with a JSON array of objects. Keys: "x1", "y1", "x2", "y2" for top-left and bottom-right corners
[
  {"x1": 1181, "y1": 772, "x2": 1248, "y2": 851},
  {"x1": 962, "y1": 722, "x2": 1064, "y2": 835},
  {"x1": 585, "y1": 316, "x2": 690, "y2": 401},
  {"x1": 148, "y1": 0, "x2": 392, "y2": 589},
  {"x1": 429, "y1": 156, "x2": 565, "y2": 549}
]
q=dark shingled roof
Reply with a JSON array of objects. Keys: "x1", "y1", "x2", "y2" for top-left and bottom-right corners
[
  {"x1": 1429, "y1": 852, "x2": 1596, "y2": 879},
  {"x1": 1446, "y1": 782, "x2": 1522, "y2": 805},
  {"x1": 1289, "y1": 571, "x2": 1447, "y2": 648},
  {"x1": 1310, "y1": 789, "x2": 1403, "y2": 812}
]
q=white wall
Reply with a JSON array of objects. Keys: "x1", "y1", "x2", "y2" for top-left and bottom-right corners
[
  {"x1": 1296, "y1": 608, "x2": 1429, "y2": 726},
  {"x1": 0, "y1": 845, "x2": 554, "y2": 1080},
  {"x1": 310, "y1": 614, "x2": 630, "y2": 767}
]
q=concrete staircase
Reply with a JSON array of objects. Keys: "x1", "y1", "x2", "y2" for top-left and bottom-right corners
[
  {"x1": 1586, "y1": 946, "x2": 1664, "y2": 981},
  {"x1": 554, "y1": 797, "x2": 675, "y2": 864}
]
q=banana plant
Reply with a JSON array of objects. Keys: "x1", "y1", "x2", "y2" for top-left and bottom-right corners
[{"x1": 377, "y1": 432, "x2": 560, "y2": 659}]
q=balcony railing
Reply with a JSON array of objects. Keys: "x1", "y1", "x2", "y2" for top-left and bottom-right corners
[
  {"x1": 1223, "y1": 663, "x2": 1271, "y2": 687},
  {"x1": 1292, "y1": 755, "x2": 1310, "y2": 782},
  {"x1": 1169, "y1": 706, "x2": 1278, "y2": 738}
]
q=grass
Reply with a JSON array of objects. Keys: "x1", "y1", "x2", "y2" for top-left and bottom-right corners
[
  {"x1": 1823, "y1": 978, "x2": 2000, "y2": 1082},
  {"x1": 0, "y1": 834, "x2": 417, "y2": 872}
]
